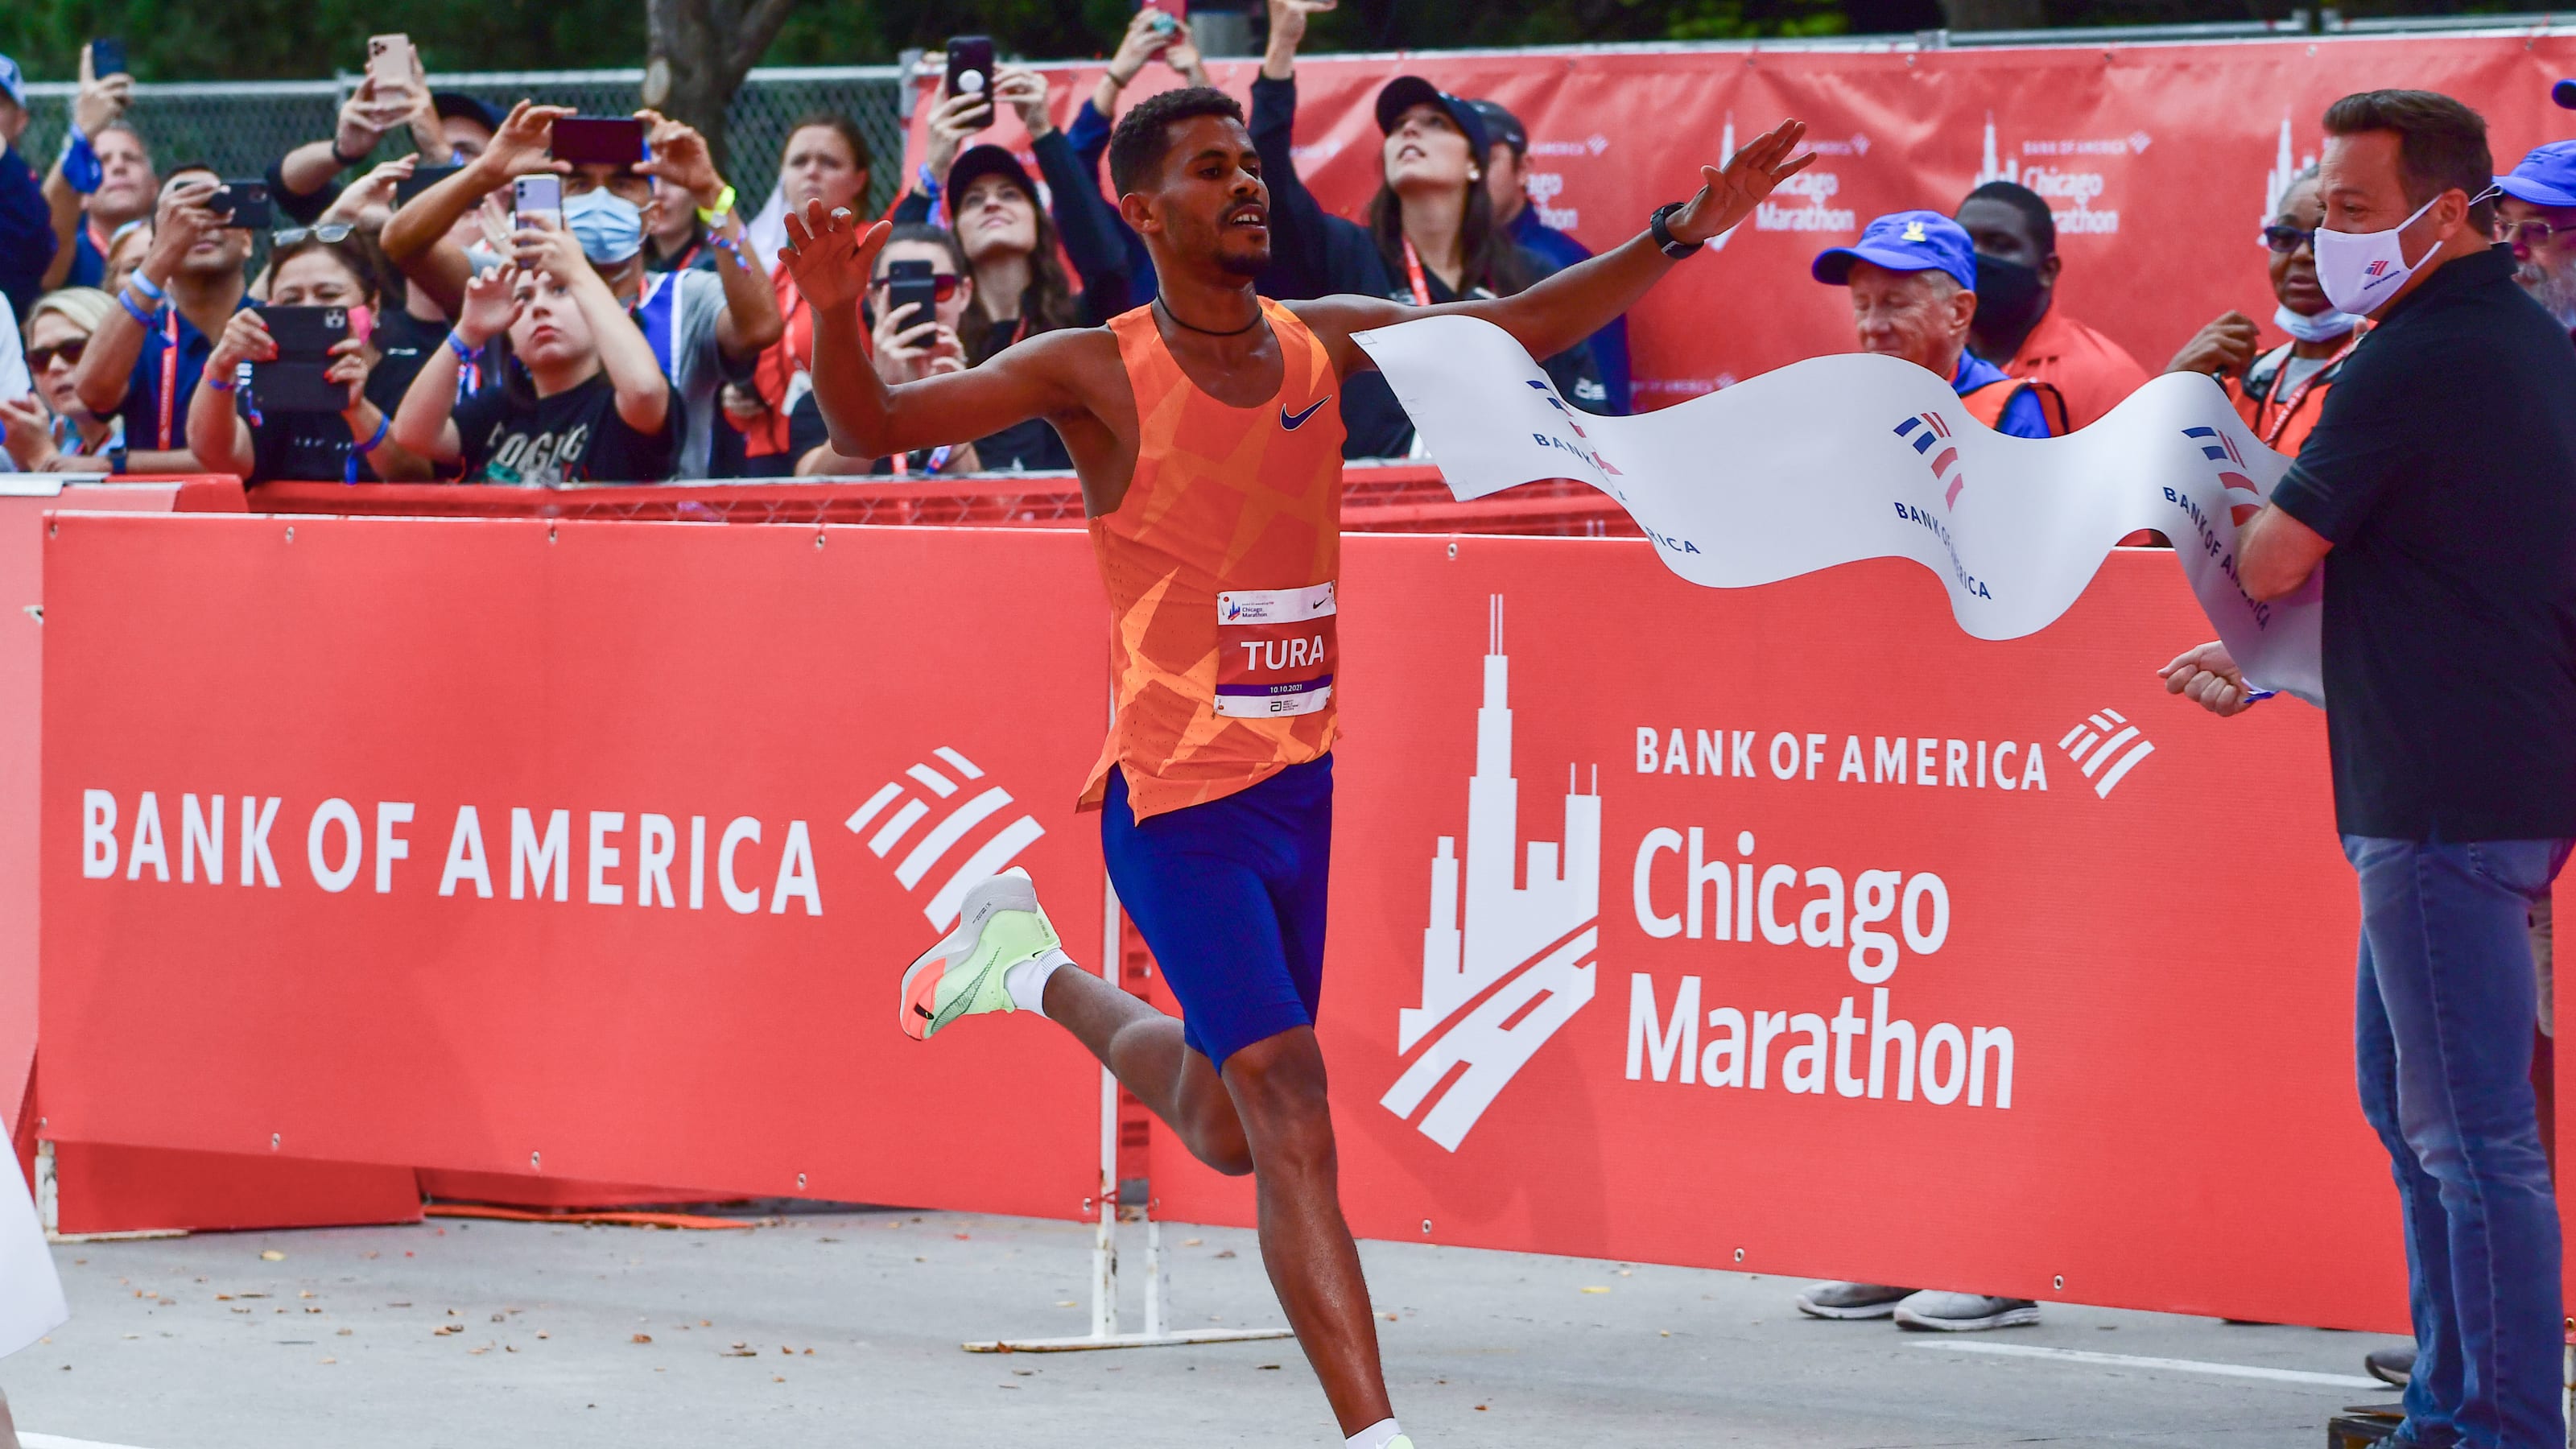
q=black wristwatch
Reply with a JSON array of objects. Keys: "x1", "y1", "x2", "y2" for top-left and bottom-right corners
[
  {"x1": 331, "y1": 137, "x2": 370, "y2": 168},
  {"x1": 1649, "y1": 202, "x2": 1703, "y2": 260}
]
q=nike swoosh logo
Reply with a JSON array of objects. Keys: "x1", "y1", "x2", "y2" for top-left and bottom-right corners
[{"x1": 1281, "y1": 397, "x2": 1332, "y2": 431}]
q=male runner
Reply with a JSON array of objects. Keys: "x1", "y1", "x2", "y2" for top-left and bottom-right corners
[{"x1": 783, "y1": 89, "x2": 1811, "y2": 1449}]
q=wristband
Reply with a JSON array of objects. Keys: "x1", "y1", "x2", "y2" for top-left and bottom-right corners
[
  {"x1": 61, "y1": 127, "x2": 102, "y2": 196},
  {"x1": 127, "y1": 270, "x2": 167, "y2": 303},
  {"x1": 695, "y1": 183, "x2": 737, "y2": 226},
  {"x1": 203, "y1": 371, "x2": 237, "y2": 393},
  {"x1": 446, "y1": 330, "x2": 481, "y2": 364},
  {"x1": 331, "y1": 136, "x2": 372, "y2": 168},
  {"x1": 345, "y1": 413, "x2": 390, "y2": 484},
  {"x1": 1649, "y1": 202, "x2": 1704, "y2": 260},
  {"x1": 117, "y1": 288, "x2": 161, "y2": 328}
]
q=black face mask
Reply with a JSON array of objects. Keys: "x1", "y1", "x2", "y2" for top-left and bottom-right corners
[{"x1": 1972, "y1": 254, "x2": 2047, "y2": 330}]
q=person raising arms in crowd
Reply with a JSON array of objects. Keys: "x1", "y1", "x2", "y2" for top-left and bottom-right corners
[
  {"x1": 1252, "y1": 0, "x2": 1602, "y2": 457},
  {"x1": 1471, "y1": 97, "x2": 1632, "y2": 415},
  {"x1": 1953, "y1": 180, "x2": 2146, "y2": 431},
  {"x1": 786, "y1": 223, "x2": 982, "y2": 476},
  {"x1": 1061, "y1": 6, "x2": 1224, "y2": 311},
  {"x1": 381, "y1": 101, "x2": 781, "y2": 479},
  {"x1": 2166, "y1": 166, "x2": 2363, "y2": 456},
  {"x1": 185, "y1": 229, "x2": 432, "y2": 483},
  {"x1": 729, "y1": 112, "x2": 873, "y2": 475},
  {"x1": 71, "y1": 166, "x2": 254, "y2": 473},
  {"x1": 270, "y1": 54, "x2": 501, "y2": 229},
  {"x1": 392, "y1": 222, "x2": 673, "y2": 485},
  {"x1": 782, "y1": 81, "x2": 1810, "y2": 1449},
  {"x1": 0, "y1": 287, "x2": 120, "y2": 472},
  {"x1": 40, "y1": 45, "x2": 155, "y2": 294}
]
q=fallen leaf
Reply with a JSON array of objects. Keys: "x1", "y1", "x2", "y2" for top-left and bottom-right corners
[
  {"x1": 299, "y1": 1290, "x2": 316, "y2": 1299},
  {"x1": 1215, "y1": 1249, "x2": 1236, "y2": 1260},
  {"x1": 1257, "y1": 1364, "x2": 1281, "y2": 1371},
  {"x1": 1183, "y1": 1238, "x2": 1203, "y2": 1247},
  {"x1": 536, "y1": 1332, "x2": 550, "y2": 1340},
  {"x1": 435, "y1": 1324, "x2": 461, "y2": 1336},
  {"x1": 631, "y1": 1333, "x2": 652, "y2": 1344},
  {"x1": 1055, "y1": 1300, "x2": 1077, "y2": 1308},
  {"x1": 336, "y1": 1328, "x2": 353, "y2": 1336},
  {"x1": 491, "y1": 1313, "x2": 506, "y2": 1323},
  {"x1": 216, "y1": 1294, "x2": 233, "y2": 1302},
  {"x1": 1476, "y1": 1405, "x2": 1489, "y2": 1412},
  {"x1": 260, "y1": 1250, "x2": 285, "y2": 1261},
  {"x1": 1660, "y1": 1329, "x2": 1671, "y2": 1337},
  {"x1": 954, "y1": 1232, "x2": 971, "y2": 1241},
  {"x1": 319, "y1": 1356, "x2": 336, "y2": 1364},
  {"x1": 1580, "y1": 1286, "x2": 1611, "y2": 1294},
  {"x1": 723, "y1": 1348, "x2": 757, "y2": 1358},
  {"x1": 772, "y1": 1375, "x2": 785, "y2": 1383},
  {"x1": 1617, "y1": 1269, "x2": 1633, "y2": 1277}
]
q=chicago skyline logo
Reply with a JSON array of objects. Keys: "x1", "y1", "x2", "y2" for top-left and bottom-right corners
[
  {"x1": 2056, "y1": 708, "x2": 2157, "y2": 799},
  {"x1": 844, "y1": 746, "x2": 1045, "y2": 930},
  {"x1": 1973, "y1": 113, "x2": 2124, "y2": 235},
  {"x1": 1381, "y1": 597, "x2": 1600, "y2": 1151},
  {"x1": 2264, "y1": 112, "x2": 2317, "y2": 229}
]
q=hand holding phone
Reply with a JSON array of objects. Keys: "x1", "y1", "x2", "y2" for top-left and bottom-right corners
[
  {"x1": 87, "y1": 38, "x2": 130, "y2": 80},
  {"x1": 365, "y1": 33, "x2": 416, "y2": 93},
  {"x1": 208, "y1": 180, "x2": 274, "y2": 230},
  {"x1": 250, "y1": 305, "x2": 356, "y2": 415},
  {"x1": 944, "y1": 36, "x2": 997, "y2": 131},
  {"x1": 885, "y1": 258, "x2": 941, "y2": 334},
  {"x1": 550, "y1": 116, "x2": 648, "y2": 166},
  {"x1": 512, "y1": 174, "x2": 564, "y2": 232}
]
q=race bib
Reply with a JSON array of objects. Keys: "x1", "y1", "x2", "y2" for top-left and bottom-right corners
[{"x1": 1216, "y1": 581, "x2": 1338, "y2": 719}]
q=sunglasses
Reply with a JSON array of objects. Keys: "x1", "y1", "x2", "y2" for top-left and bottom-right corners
[
  {"x1": 873, "y1": 274, "x2": 961, "y2": 301},
  {"x1": 27, "y1": 339, "x2": 85, "y2": 371},
  {"x1": 2259, "y1": 224, "x2": 2316, "y2": 254},
  {"x1": 272, "y1": 223, "x2": 357, "y2": 247}
]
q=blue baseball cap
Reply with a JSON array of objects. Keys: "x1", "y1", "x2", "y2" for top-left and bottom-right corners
[
  {"x1": 0, "y1": 54, "x2": 27, "y2": 110},
  {"x1": 1813, "y1": 210, "x2": 1979, "y2": 292},
  {"x1": 1376, "y1": 76, "x2": 1491, "y2": 163},
  {"x1": 2496, "y1": 139, "x2": 2576, "y2": 208}
]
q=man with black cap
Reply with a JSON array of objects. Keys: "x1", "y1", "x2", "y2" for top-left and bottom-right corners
[
  {"x1": 271, "y1": 60, "x2": 502, "y2": 228},
  {"x1": 1470, "y1": 96, "x2": 1632, "y2": 415},
  {"x1": 1252, "y1": 0, "x2": 1600, "y2": 456}
]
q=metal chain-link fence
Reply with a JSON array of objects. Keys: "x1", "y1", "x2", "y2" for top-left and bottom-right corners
[{"x1": 18, "y1": 65, "x2": 911, "y2": 217}]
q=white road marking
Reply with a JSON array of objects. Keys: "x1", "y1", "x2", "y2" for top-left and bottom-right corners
[
  {"x1": 1917, "y1": 1340, "x2": 2385, "y2": 1390},
  {"x1": 25, "y1": 1434, "x2": 169, "y2": 1449}
]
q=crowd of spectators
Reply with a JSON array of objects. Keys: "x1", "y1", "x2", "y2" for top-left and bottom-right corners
[{"x1": 0, "y1": 17, "x2": 2570, "y2": 493}]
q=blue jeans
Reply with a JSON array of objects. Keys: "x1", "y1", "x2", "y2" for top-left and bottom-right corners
[{"x1": 2347, "y1": 836, "x2": 2570, "y2": 1449}]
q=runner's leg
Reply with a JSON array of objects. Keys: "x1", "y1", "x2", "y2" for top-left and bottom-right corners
[{"x1": 1043, "y1": 969, "x2": 1250, "y2": 1175}]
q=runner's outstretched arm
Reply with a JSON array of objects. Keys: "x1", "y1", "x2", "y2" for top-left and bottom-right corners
[
  {"x1": 782, "y1": 201, "x2": 1089, "y2": 458},
  {"x1": 1297, "y1": 118, "x2": 1814, "y2": 374}
]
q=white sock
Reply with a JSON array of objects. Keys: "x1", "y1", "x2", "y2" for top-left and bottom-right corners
[
  {"x1": 1005, "y1": 947, "x2": 1072, "y2": 1017},
  {"x1": 1346, "y1": 1419, "x2": 1406, "y2": 1449}
]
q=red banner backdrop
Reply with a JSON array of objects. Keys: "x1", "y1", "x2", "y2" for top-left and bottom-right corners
[
  {"x1": 907, "y1": 32, "x2": 2576, "y2": 408},
  {"x1": 43, "y1": 511, "x2": 2537, "y2": 1331},
  {"x1": 38, "y1": 514, "x2": 1111, "y2": 1221}
]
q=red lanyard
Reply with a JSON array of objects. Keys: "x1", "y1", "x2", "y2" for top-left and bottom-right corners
[
  {"x1": 2260, "y1": 330, "x2": 2364, "y2": 448},
  {"x1": 1400, "y1": 237, "x2": 1433, "y2": 306},
  {"x1": 155, "y1": 308, "x2": 180, "y2": 450}
]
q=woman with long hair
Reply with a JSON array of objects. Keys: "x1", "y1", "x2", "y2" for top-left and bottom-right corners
[
  {"x1": 1253, "y1": 0, "x2": 1601, "y2": 455},
  {"x1": 731, "y1": 113, "x2": 874, "y2": 476},
  {"x1": 186, "y1": 229, "x2": 435, "y2": 481}
]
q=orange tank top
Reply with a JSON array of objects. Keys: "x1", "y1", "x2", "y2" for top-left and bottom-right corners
[{"x1": 1080, "y1": 299, "x2": 1348, "y2": 821}]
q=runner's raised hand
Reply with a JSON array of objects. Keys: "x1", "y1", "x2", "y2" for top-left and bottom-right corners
[
  {"x1": 1668, "y1": 119, "x2": 1815, "y2": 244},
  {"x1": 781, "y1": 200, "x2": 889, "y2": 319}
]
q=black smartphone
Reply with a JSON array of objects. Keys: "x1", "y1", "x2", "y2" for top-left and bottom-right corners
[
  {"x1": 88, "y1": 38, "x2": 128, "y2": 80},
  {"x1": 885, "y1": 259, "x2": 939, "y2": 332},
  {"x1": 208, "y1": 180, "x2": 272, "y2": 229},
  {"x1": 393, "y1": 163, "x2": 461, "y2": 206},
  {"x1": 944, "y1": 35, "x2": 997, "y2": 130},
  {"x1": 550, "y1": 116, "x2": 647, "y2": 166},
  {"x1": 252, "y1": 305, "x2": 353, "y2": 414}
]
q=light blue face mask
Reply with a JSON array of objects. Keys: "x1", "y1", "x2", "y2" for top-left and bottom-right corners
[{"x1": 564, "y1": 188, "x2": 645, "y2": 266}]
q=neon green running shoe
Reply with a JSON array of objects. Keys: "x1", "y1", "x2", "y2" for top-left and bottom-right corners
[{"x1": 898, "y1": 867, "x2": 1061, "y2": 1041}]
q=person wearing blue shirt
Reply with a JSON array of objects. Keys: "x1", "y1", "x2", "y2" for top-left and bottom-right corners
[
  {"x1": 0, "y1": 55, "x2": 60, "y2": 323},
  {"x1": 1814, "y1": 210, "x2": 2064, "y2": 441},
  {"x1": 1469, "y1": 98, "x2": 1633, "y2": 416},
  {"x1": 70, "y1": 166, "x2": 252, "y2": 473}
]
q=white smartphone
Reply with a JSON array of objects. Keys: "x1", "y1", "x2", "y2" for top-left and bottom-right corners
[
  {"x1": 512, "y1": 174, "x2": 563, "y2": 232},
  {"x1": 365, "y1": 34, "x2": 415, "y2": 92}
]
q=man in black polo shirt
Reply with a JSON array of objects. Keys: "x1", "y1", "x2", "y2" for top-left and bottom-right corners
[{"x1": 2194, "y1": 89, "x2": 2576, "y2": 1449}]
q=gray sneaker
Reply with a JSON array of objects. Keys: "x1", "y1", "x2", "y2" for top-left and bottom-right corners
[
  {"x1": 1893, "y1": 1291, "x2": 2041, "y2": 1331},
  {"x1": 1796, "y1": 1282, "x2": 1918, "y2": 1319}
]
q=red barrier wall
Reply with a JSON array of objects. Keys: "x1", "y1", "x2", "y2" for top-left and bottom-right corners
[
  {"x1": 40, "y1": 513, "x2": 2429, "y2": 1329},
  {"x1": 919, "y1": 32, "x2": 2576, "y2": 409}
]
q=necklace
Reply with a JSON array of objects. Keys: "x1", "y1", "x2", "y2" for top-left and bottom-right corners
[{"x1": 1155, "y1": 295, "x2": 1264, "y2": 337}]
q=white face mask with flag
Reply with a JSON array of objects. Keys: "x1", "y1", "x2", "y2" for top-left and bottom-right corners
[{"x1": 2313, "y1": 186, "x2": 2497, "y2": 316}]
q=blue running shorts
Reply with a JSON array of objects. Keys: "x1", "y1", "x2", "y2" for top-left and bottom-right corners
[{"x1": 1100, "y1": 754, "x2": 1333, "y2": 1074}]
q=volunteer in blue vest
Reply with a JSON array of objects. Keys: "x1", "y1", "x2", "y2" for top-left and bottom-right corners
[
  {"x1": 1794, "y1": 210, "x2": 2056, "y2": 1334},
  {"x1": 1814, "y1": 209, "x2": 2061, "y2": 440}
]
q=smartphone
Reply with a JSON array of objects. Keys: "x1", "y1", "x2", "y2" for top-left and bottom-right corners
[
  {"x1": 885, "y1": 258, "x2": 939, "y2": 332},
  {"x1": 550, "y1": 116, "x2": 647, "y2": 166},
  {"x1": 88, "y1": 39, "x2": 129, "y2": 80},
  {"x1": 252, "y1": 305, "x2": 353, "y2": 414},
  {"x1": 1140, "y1": 0, "x2": 1187, "y2": 22},
  {"x1": 365, "y1": 34, "x2": 415, "y2": 92},
  {"x1": 394, "y1": 163, "x2": 461, "y2": 205},
  {"x1": 512, "y1": 174, "x2": 564, "y2": 231},
  {"x1": 944, "y1": 35, "x2": 997, "y2": 130},
  {"x1": 208, "y1": 180, "x2": 273, "y2": 229}
]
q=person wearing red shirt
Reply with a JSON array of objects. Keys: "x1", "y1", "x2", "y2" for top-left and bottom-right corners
[{"x1": 1954, "y1": 180, "x2": 2149, "y2": 431}]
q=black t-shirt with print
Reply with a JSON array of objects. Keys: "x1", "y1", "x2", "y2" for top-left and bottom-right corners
[
  {"x1": 452, "y1": 372, "x2": 677, "y2": 485},
  {"x1": 242, "y1": 342, "x2": 432, "y2": 484}
]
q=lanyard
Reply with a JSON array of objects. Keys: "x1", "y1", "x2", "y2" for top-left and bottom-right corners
[
  {"x1": 155, "y1": 308, "x2": 180, "y2": 450},
  {"x1": 1399, "y1": 237, "x2": 1433, "y2": 307},
  {"x1": 2258, "y1": 330, "x2": 2363, "y2": 448}
]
